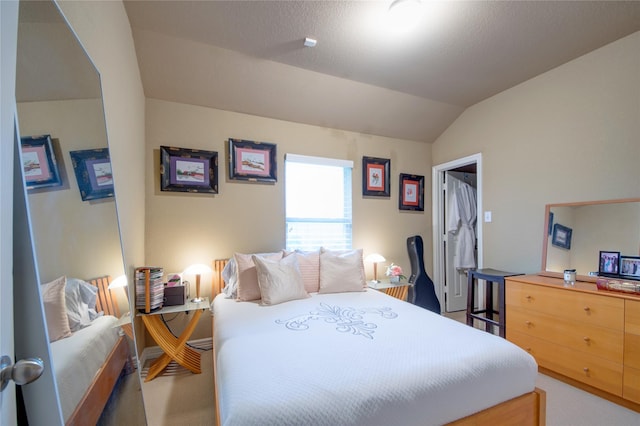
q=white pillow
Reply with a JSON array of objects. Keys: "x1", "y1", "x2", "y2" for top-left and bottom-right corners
[
  {"x1": 283, "y1": 250, "x2": 321, "y2": 293},
  {"x1": 41, "y1": 276, "x2": 72, "y2": 342},
  {"x1": 253, "y1": 254, "x2": 309, "y2": 305},
  {"x1": 319, "y1": 248, "x2": 366, "y2": 293},
  {"x1": 65, "y1": 278, "x2": 99, "y2": 331},
  {"x1": 235, "y1": 251, "x2": 284, "y2": 301}
]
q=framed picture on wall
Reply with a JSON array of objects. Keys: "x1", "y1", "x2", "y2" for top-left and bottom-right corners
[
  {"x1": 551, "y1": 223, "x2": 572, "y2": 250},
  {"x1": 70, "y1": 148, "x2": 115, "y2": 201},
  {"x1": 598, "y1": 251, "x2": 620, "y2": 276},
  {"x1": 362, "y1": 156, "x2": 390, "y2": 197},
  {"x1": 160, "y1": 145, "x2": 218, "y2": 194},
  {"x1": 20, "y1": 135, "x2": 62, "y2": 189},
  {"x1": 399, "y1": 173, "x2": 424, "y2": 211},
  {"x1": 228, "y1": 138, "x2": 277, "y2": 183}
]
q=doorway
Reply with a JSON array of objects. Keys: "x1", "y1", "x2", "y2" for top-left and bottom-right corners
[{"x1": 431, "y1": 154, "x2": 482, "y2": 313}]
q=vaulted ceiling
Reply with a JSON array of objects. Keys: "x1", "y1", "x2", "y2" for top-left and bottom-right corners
[{"x1": 123, "y1": 1, "x2": 640, "y2": 143}]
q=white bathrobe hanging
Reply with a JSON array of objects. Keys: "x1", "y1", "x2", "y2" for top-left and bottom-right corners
[{"x1": 448, "y1": 180, "x2": 477, "y2": 269}]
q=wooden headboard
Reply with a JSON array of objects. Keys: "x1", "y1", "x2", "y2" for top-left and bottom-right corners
[
  {"x1": 212, "y1": 259, "x2": 229, "y2": 297},
  {"x1": 88, "y1": 275, "x2": 120, "y2": 317}
]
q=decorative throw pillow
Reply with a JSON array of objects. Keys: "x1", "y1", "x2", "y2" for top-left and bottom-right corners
[
  {"x1": 284, "y1": 249, "x2": 320, "y2": 293},
  {"x1": 41, "y1": 276, "x2": 72, "y2": 342},
  {"x1": 319, "y1": 248, "x2": 366, "y2": 293},
  {"x1": 253, "y1": 254, "x2": 309, "y2": 305},
  {"x1": 235, "y1": 251, "x2": 284, "y2": 301}
]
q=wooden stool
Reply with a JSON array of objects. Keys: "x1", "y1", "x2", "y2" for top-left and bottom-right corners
[{"x1": 466, "y1": 269, "x2": 522, "y2": 337}]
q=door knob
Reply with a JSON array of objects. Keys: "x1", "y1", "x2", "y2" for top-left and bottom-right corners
[{"x1": 0, "y1": 355, "x2": 44, "y2": 391}]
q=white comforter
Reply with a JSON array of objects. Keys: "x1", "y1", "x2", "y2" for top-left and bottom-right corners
[
  {"x1": 50, "y1": 315, "x2": 120, "y2": 422},
  {"x1": 213, "y1": 290, "x2": 538, "y2": 426}
]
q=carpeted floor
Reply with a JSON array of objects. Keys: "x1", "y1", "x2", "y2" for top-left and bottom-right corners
[{"x1": 140, "y1": 343, "x2": 216, "y2": 426}]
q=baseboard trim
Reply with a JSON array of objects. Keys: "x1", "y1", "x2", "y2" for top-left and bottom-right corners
[{"x1": 139, "y1": 337, "x2": 213, "y2": 368}]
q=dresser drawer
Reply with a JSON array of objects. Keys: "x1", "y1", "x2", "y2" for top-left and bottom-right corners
[
  {"x1": 623, "y1": 366, "x2": 640, "y2": 404},
  {"x1": 508, "y1": 330, "x2": 623, "y2": 396},
  {"x1": 507, "y1": 281, "x2": 624, "y2": 329},
  {"x1": 626, "y1": 299, "x2": 640, "y2": 335},
  {"x1": 625, "y1": 332, "x2": 640, "y2": 369},
  {"x1": 507, "y1": 307, "x2": 623, "y2": 362}
]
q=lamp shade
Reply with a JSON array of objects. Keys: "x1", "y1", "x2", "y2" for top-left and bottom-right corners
[
  {"x1": 108, "y1": 274, "x2": 128, "y2": 289},
  {"x1": 183, "y1": 263, "x2": 212, "y2": 275},
  {"x1": 365, "y1": 253, "x2": 386, "y2": 263}
]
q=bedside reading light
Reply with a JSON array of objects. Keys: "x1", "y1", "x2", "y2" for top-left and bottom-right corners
[
  {"x1": 365, "y1": 253, "x2": 386, "y2": 283},
  {"x1": 183, "y1": 263, "x2": 212, "y2": 303}
]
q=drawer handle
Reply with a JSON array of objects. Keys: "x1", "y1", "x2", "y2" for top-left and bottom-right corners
[
  {"x1": 583, "y1": 306, "x2": 590, "y2": 312},
  {"x1": 525, "y1": 295, "x2": 532, "y2": 301},
  {"x1": 583, "y1": 336, "x2": 591, "y2": 343},
  {"x1": 525, "y1": 320, "x2": 532, "y2": 327},
  {"x1": 583, "y1": 367, "x2": 590, "y2": 375}
]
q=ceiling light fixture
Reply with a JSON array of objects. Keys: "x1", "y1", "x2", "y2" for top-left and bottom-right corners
[
  {"x1": 304, "y1": 37, "x2": 317, "y2": 48},
  {"x1": 388, "y1": 0, "x2": 422, "y2": 28}
]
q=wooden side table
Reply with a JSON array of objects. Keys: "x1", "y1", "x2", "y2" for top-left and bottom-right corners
[
  {"x1": 139, "y1": 297, "x2": 209, "y2": 382},
  {"x1": 368, "y1": 280, "x2": 410, "y2": 301}
]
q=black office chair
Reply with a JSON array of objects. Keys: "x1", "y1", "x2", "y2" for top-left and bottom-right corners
[{"x1": 407, "y1": 235, "x2": 441, "y2": 314}]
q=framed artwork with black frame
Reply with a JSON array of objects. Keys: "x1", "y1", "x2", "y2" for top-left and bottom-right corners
[
  {"x1": 399, "y1": 173, "x2": 424, "y2": 211},
  {"x1": 70, "y1": 148, "x2": 114, "y2": 201},
  {"x1": 160, "y1": 145, "x2": 218, "y2": 194},
  {"x1": 598, "y1": 250, "x2": 620, "y2": 276},
  {"x1": 551, "y1": 223, "x2": 572, "y2": 250},
  {"x1": 620, "y1": 255, "x2": 640, "y2": 280},
  {"x1": 228, "y1": 138, "x2": 277, "y2": 183},
  {"x1": 362, "y1": 156, "x2": 390, "y2": 197},
  {"x1": 20, "y1": 135, "x2": 62, "y2": 189}
]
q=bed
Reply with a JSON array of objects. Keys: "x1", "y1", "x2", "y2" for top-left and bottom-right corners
[
  {"x1": 210, "y1": 254, "x2": 546, "y2": 426},
  {"x1": 41, "y1": 275, "x2": 132, "y2": 425}
]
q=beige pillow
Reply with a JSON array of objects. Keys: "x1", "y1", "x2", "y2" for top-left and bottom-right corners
[
  {"x1": 284, "y1": 250, "x2": 320, "y2": 293},
  {"x1": 253, "y1": 255, "x2": 309, "y2": 305},
  {"x1": 235, "y1": 251, "x2": 284, "y2": 301},
  {"x1": 41, "y1": 276, "x2": 72, "y2": 342},
  {"x1": 319, "y1": 248, "x2": 366, "y2": 293}
]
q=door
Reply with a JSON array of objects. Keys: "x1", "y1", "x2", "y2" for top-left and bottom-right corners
[
  {"x1": 444, "y1": 172, "x2": 477, "y2": 312},
  {"x1": 432, "y1": 154, "x2": 483, "y2": 314},
  {"x1": 1, "y1": 2, "x2": 19, "y2": 424}
]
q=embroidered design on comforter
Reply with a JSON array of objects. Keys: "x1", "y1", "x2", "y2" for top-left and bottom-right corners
[{"x1": 276, "y1": 303, "x2": 397, "y2": 339}]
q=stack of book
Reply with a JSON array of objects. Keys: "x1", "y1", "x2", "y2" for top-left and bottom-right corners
[{"x1": 135, "y1": 266, "x2": 164, "y2": 313}]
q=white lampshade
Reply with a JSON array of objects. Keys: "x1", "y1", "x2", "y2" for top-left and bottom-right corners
[
  {"x1": 108, "y1": 274, "x2": 128, "y2": 289},
  {"x1": 183, "y1": 263, "x2": 212, "y2": 275},
  {"x1": 365, "y1": 253, "x2": 386, "y2": 263}
]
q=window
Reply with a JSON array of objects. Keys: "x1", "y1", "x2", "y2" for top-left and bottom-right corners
[{"x1": 285, "y1": 154, "x2": 353, "y2": 251}]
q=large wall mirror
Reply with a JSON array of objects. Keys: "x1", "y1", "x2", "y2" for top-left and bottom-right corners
[
  {"x1": 541, "y1": 198, "x2": 640, "y2": 282},
  {"x1": 14, "y1": 0, "x2": 145, "y2": 424}
]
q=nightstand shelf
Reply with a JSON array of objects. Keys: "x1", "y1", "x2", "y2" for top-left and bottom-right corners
[{"x1": 368, "y1": 280, "x2": 410, "y2": 301}]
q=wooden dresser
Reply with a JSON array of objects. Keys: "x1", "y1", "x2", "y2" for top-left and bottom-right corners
[{"x1": 505, "y1": 274, "x2": 640, "y2": 409}]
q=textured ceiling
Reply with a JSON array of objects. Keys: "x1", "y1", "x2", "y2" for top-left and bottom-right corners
[{"x1": 124, "y1": 0, "x2": 640, "y2": 143}]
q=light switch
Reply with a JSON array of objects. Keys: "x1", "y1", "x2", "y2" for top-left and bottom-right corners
[{"x1": 484, "y1": 211, "x2": 492, "y2": 222}]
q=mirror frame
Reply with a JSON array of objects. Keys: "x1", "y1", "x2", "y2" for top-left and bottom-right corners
[{"x1": 540, "y1": 197, "x2": 640, "y2": 282}]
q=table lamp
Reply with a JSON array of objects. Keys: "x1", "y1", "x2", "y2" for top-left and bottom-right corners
[
  {"x1": 184, "y1": 263, "x2": 212, "y2": 302},
  {"x1": 365, "y1": 253, "x2": 386, "y2": 283}
]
